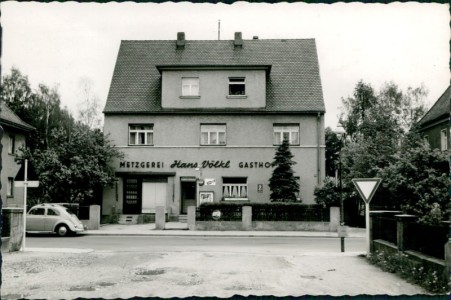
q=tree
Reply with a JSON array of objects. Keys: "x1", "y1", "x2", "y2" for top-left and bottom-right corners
[
  {"x1": 268, "y1": 139, "x2": 300, "y2": 202},
  {"x1": 324, "y1": 127, "x2": 341, "y2": 177},
  {"x1": 77, "y1": 77, "x2": 103, "y2": 129},
  {"x1": 17, "y1": 123, "x2": 123, "y2": 205},
  {"x1": 378, "y1": 132, "x2": 448, "y2": 225},
  {"x1": 1, "y1": 67, "x2": 75, "y2": 150}
]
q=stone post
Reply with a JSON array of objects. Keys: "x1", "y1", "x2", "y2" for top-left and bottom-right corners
[
  {"x1": 155, "y1": 206, "x2": 166, "y2": 230},
  {"x1": 395, "y1": 214, "x2": 417, "y2": 251},
  {"x1": 88, "y1": 205, "x2": 101, "y2": 230},
  {"x1": 329, "y1": 207, "x2": 340, "y2": 232},
  {"x1": 2, "y1": 208, "x2": 24, "y2": 252},
  {"x1": 187, "y1": 206, "x2": 196, "y2": 231},
  {"x1": 242, "y1": 206, "x2": 252, "y2": 230}
]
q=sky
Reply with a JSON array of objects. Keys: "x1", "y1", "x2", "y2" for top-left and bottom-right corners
[{"x1": 1, "y1": 1, "x2": 449, "y2": 129}]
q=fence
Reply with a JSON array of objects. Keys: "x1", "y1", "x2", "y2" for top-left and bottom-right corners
[
  {"x1": 193, "y1": 204, "x2": 339, "y2": 231},
  {"x1": 405, "y1": 222, "x2": 449, "y2": 260},
  {"x1": 371, "y1": 212, "x2": 398, "y2": 245},
  {"x1": 370, "y1": 211, "x2": 449, "y2": 260},
  {"x1": 197, "y1": 203, "x2": 330, "y2": 222}
]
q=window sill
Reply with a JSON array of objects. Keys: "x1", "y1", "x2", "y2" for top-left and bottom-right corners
[
  {"x1": 273, "y1": 144, "x2": 300, "y2": 147},
  {"x1": 180, "y1": 96, "x2": 201, "y2": 99},
  {"x1": 224, "y1": 198, "x2": 249, "y2": 201},
  {"x1": 226, "y1": 95, "x2": 247, "y2": 99},
  {"x1": 200, "y1": 144, "x2": 227, "y2": 147},
  {"x1": 128, "y1": 144, "x2": 154, "y2": 147}
]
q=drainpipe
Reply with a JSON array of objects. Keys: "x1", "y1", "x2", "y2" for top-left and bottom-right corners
[{"x1": 317, "y1": 112, "x2": 321, "y2": 185}]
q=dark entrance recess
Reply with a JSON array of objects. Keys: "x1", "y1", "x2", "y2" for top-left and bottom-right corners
[
  {"x1": 123, "y1": 177, "x2": 142, "y2": 214},
  {"x1": 181, "y1": 179, "x2": 196, "y2": 214}
]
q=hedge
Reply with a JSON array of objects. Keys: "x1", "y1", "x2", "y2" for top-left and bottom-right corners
[{"x1": 197, "y1": 202, "x2": 330, "y2": 222}]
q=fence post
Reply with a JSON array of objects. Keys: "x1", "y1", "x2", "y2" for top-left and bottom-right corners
[
  {"x1": 329, "y1": 207, "x2": 340, "y2": 232},
  {"x1": 155, "y1": 206, "x2": 166, "y2": 230},
  {"x1": 369, "y1": 211, "x2": 383, "y2": 254},
  {"x1": 187, "y1": 206, "x2": 196, "y2": 230},
  {"x1": 242, "y1": 206, "x2": 252, "y2": 230},
  {"x1": 88, "y1": 205, "x2": 101, "y2": 230},
  {"x1": 395, "y1": 214, "x2": 417, "y2": 252}
]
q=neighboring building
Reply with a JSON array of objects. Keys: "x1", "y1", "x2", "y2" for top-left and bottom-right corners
[
  {"x1": 102, "y1": 32, "x2": 326, "y2": 220},
  {"x1": 418, "y1": 85, "x2": 450, "y2": 151},
  {"x1": 0, "y1": 103, "x2": 35, "y2": 207}
]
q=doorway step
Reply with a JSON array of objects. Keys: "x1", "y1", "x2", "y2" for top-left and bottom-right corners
[
  {"x1": 118, "y1": 215, "x2": 139, "y2": 225},
  {"x1": 178, "y1": 214, "x2": 188, "y2": 223}
]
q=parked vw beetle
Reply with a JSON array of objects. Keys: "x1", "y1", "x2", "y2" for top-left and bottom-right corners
[{"x1": 26, "y1": 203, "x2": 86, "y2": 236}]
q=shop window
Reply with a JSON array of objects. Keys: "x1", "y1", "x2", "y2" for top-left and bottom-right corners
[
  {"x1": 200, "y1": 124, "x2": 226, "y2": 145},
  {"x1": 441, "y1": 129, "x2": 448, "y2": 151},
  {"x1": 222, "y1": 177, "x2": 248, "y2": 200},
  {"x1": 181, "y1": 77, "x2": 200, "y2": 97},
  {"x1": 8, "y1": 135, "x2": 15, "y2": 154},
  {"x1": 228, "y1": 77, "x2": 245, "y2": 96},
  {"x1": 129, "y1": 124, "x2": 154, "y2": 146},
  {"x1": 273, "y1": 124, "x2": 300, "y2": 145},
  {"x1": 7, "y1": 177, "x2": 14, "y2": 197}
]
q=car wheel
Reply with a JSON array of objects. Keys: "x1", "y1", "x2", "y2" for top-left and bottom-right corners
[{"x1": 55, "y1": 224, "x2": 70, "y2": 237}]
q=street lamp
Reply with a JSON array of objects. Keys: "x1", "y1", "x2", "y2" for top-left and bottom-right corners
[{"x1": 335, "y1": 125, "x2": 346, "y2": 253}]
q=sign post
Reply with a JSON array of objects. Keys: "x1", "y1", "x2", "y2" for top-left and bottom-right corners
[
  {"x1": 352, "y1": 178, "x2": 382, "y2": 257},
  {"x1": 14, "y1": 159, "x2": 39, "y2": 252}
]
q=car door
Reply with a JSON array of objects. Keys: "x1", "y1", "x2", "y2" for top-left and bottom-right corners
[
  {"x1": 26, "y1": 207, "x2": 46, "y2": 231},
  {"x1": 45, "y1": 208, "x2": 61, "y2": 232}
]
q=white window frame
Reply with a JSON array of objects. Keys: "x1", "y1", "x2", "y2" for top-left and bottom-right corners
[
  {"x1": 129, "y1": 124, "x2": 154, "y2": 146},
  {"x1": 440, "y1": 129, "x2": 448, "y2": 151},
  {"x1": 273, "y1": 124, "x2": 300, "y2": 145},
  {"x1": 200, "y1": 124, "x2": 226, "y2": 146},
  {"x1": 8, "y1": 135, "x2": 15, "y2": 154},
  {"x1": 222, "y1": 177, "x2": 248, "y2": 201},
  {"x1": 181, "y1": 77, "x2": 200, "y2": 97},
  {"x1": 228, "y1": 77, "x2": 246, "y2": 96},
  {"x1": 7, "y1": 177, "x2": 14, "y2": 197}
]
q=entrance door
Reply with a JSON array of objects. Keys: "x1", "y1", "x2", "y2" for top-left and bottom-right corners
[
  {"x1": 123, "y1": 178, "x2": 141, "y2": 214},
  {"x1": 181, "y1": 181, "x2": 196, "y2": 214},
  {"x1": 142, "y1": 182, "x2": 167, "y2": 213}
]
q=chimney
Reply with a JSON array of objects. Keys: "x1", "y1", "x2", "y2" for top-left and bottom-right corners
[
  {"x1": 176, "y1": 32, "x2": 185, "y2": 49},
  {"x1": 234, "y1": 32, "x2": 243, "y2": 48}
]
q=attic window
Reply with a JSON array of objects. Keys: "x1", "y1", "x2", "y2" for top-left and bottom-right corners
[
  {"x1": 181, "y1": 77, "x2": 199, "y2": 97},
  {"x1": 228, "y1": 77, "x2": 245, "y2": 96}
]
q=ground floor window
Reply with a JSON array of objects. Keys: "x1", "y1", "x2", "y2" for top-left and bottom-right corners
[{"x1": 222, "y1": 177, "x2": 248, "y2": 200}]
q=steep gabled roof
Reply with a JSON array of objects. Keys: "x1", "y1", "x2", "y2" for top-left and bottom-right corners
[
  {"x1": 418, "y1": 85, "x2": 450, "y2": 128},
  {"x1": 104, "y1": 38, "x2": 325, "y2": 114},
  {"x1": 0, "y1": 103, "x2": 35, "y2": 132}
]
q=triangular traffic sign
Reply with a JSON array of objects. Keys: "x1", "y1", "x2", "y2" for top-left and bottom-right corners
[
  {"x1": 352, "y1": 178, "x2": 382, "y2": 204},
  {"x1": 14, "y1": 160, "x2": 39, "y2": 181}
]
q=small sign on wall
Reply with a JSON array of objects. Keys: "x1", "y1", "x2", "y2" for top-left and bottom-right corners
[
  {"x1": 204, "y1": 178, "x2": 216, "y2": 186},
  {"x1": 257, "y1": 184, "x2": 263, "y2": 193}
]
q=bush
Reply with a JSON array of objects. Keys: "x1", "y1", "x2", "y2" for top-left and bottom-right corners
[
  {"x1": 368, "y1": 250, "x2": 448, "y2": 294},
  {"x1": 314, "y1": 177, "x2": 340, "y2": 208}
]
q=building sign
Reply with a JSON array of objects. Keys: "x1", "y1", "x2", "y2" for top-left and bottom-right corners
[
  {"x1": 239, "y1": 162, "x2": 272, "y2": 168},
  {"x1": 119, "y1": 161, "x2": 164, "y2": 169},
  {"x1": 171, "y1": 160, "x2": 230, "y2": 169},
  {"x1": 119, "y1": 160, "x2": 273, "y2": 169},
  {"x1": 204, "y1": 178, "x2": 216, "y2": 186}
]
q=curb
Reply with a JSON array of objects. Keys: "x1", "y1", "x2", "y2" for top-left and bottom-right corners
[{"x1": 80, "y1": 231, "x2": 365, "y2": 238}]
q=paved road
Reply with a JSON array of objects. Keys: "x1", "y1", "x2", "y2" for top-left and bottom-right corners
[
  {"x1": 3, "y1": 235, "x2": 426, "y2": 298},
  {"x1": 27, "y1": 235, "x2": 366, "y2": 254}
]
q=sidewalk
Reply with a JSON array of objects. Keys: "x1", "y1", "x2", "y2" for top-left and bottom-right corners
[{"x1": 81, "y1": 222, "x2": 366, "y2": 238}]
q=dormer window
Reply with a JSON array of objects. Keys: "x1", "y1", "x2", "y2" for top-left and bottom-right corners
[
  {"x1": 228, "y1": 77, "x2": 245, "y2": 96},
  {"x1": 181, "y1": 77, "x2": 199, "y2": 97}
]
